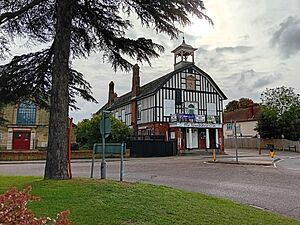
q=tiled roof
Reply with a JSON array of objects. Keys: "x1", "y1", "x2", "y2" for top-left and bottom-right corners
[
  {"x1": 99, "y1": 64, "x2": 227, "y2": 111},
  {"x1": 224, "y1": 106, "x2": 261, "y2": 123}
]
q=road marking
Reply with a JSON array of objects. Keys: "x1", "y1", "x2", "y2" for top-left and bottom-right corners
[
  {"x1": 249, "y1": 205, "x2": 264, "y2": 210},
  {"x1": 272, "y1": 157, "x2": 282, "y2": 168}
]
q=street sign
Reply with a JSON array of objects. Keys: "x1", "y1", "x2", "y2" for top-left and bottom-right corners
[
  {"x1": 100, "y1": 112, "x2": 111, "y2": 138},
  {"x1": 99, "y1": 111, "x2": 111, "y2": 179}
]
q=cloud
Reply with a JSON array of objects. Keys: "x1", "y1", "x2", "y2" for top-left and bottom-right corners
[
  {"x1": 220, "y1": 69, "x2": 282, "y2": 101},
  {"x1": 215, "y1": 46, "x2": 253, "y2": 54},
  {"x1": 270, "y1": 16, "x2": 300, "y2": 58}
]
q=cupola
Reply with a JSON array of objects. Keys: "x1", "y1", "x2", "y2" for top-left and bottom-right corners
[{"x1": 171, "y1": 37, "x2": 197, "y2": 70}]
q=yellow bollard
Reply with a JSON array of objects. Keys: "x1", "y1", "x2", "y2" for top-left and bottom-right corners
[
  {"x1": 269, "y1": 150, "x2": 276, "y2": 158},
  {"x1": 213, "y1": 149, "x2": 216, "y2": 162},
  {"x1": 272, "y1": 151, "x2": 276, "y2": 158}
]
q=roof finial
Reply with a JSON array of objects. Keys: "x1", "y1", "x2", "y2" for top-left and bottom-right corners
[{"x1": 182, "y1": 33, "x2": 186, "y2": 44}]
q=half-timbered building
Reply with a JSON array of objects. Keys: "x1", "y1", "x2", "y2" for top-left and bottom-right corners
[{"x1": 100, "y1": 39, "x2": 227, "y2": 152}]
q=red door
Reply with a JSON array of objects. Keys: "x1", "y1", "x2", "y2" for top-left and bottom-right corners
[
  {"x1": 13, "y1": 132, "x2": 31, "y2": 150},
  {"x1": 199, "y1": 131, "x2": 206, "y2": 149}
]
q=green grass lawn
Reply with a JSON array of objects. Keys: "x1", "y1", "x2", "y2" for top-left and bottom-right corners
[{"x1": 0, "y1": 176, "x2": 299, "y2": 225}]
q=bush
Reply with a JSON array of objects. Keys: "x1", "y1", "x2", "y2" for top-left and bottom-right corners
[
  {"x1": 77, "y1": 113, "x2": 133, "y2": 149},
  {"x1": 70, "y1": 143, "x2": 79, "y2": 151},
  {"x1": 0, "y1": 186, "x2": 72, "y2": 225}
]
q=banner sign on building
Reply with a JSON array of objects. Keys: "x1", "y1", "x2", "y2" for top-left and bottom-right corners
[{"x1": 170, "y1": 122, "x2": 222, "y2": 129}]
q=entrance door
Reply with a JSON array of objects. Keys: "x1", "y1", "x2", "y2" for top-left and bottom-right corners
[
  {"x1": 199, "y1": 131, "x2": 206, "y2": 149},
  {"x1": 209, "y1": 129, "x2": 216, "y2": 149},
  {"x1": 186, "y1": 129, "x2": 199, "y2": 149},
  {"x1": 13, "y1": 132, "x2": 31, "y2": 150}
]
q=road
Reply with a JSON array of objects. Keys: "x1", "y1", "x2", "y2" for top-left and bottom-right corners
[
  {"x1": 277, "y1": 156, "x2": 300, "y2": 172},
  {"x1": 0, "y1": 154, "x2": 300, "y2": 220}
]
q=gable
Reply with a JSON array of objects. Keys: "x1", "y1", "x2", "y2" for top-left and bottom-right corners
[
  {"x1": 162, "y1": 65, "x2": 227, "y2": 100},
  {"x1": 103, "y1": 64, "x2": 226, "y2": 111}
]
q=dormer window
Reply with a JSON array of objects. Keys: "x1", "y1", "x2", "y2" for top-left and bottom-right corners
[{"x1": 16, "y1": 101, "x2": 36, "y2": 125}]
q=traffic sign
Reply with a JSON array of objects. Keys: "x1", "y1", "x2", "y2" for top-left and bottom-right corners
[{"x1": 100, "y1": 112, "x2": 111, "y2": 138}]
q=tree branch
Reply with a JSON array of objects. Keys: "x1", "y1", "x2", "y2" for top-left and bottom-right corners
[{"x1": 0, "y1": 0, "x2": 46, "y2": 24}]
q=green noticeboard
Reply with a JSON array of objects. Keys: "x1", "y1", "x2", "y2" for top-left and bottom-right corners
[{"x1": 100, "y1": 112, "x2": 111, "y2": 139}]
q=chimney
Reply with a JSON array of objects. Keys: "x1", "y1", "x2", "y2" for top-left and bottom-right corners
[
  {"x1": 131, "y1": 64, "x2": 140, "y2": 97},
  {"x1": 108, "y1": 81, "x2": 117, "y2": 107}
]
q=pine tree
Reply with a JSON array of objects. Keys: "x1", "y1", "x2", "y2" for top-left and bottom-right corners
[{"x1": 0, "y1": 0, "x2": 211, "y2": 179}]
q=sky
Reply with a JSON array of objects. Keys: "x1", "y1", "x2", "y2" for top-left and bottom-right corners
[{"x1": 2, "y1": 1, "x2": 300, "y2": 123}]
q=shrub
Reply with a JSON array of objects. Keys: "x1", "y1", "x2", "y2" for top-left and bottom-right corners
[
  {"x1": 70, "y1": 143, "x2": 79, "y2": 151},
  {"x1": 0, "y1": 186, "x2": 72, "y2": 225}
]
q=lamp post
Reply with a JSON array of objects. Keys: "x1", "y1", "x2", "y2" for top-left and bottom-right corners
[{"x1": 281, "y1": 134, "x2": 284, "y2": 151}]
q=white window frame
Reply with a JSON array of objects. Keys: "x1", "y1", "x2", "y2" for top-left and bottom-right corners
[
  {"x1": 137, "y1": 104, "x2": 141, "y2": 120},
  {"x1": 121, "y1": 109, "x2": 126, "y2": 122},
  {"x1": 226, "y1": 123, "x2": 233, "y2": 130},
  {"x1": 185, "y1": 102, "x2": 198, "y2": 115},
  {"x1": 164, "y1": 99, "x2": 175, "y2": 116},
  {"x1": 207, "y1": 102, "x2": 217, "y2": 116}
]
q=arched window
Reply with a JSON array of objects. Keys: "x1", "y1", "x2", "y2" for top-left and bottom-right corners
[
  {"x1": 16, "y1": 101, "x2": 36, "y2": 125},
  {"x1": 188, "y1": 104, "x2": 195, "y2": 114}
]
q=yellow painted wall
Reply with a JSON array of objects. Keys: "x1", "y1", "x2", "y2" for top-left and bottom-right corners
[{"x1": 0, "y1": 103, "x2": 77, "y2": 150}]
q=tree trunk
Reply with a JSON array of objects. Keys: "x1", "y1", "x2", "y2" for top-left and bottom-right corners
[{"x1": 44, "y1": 0, "x2": 73, "y2": 179}]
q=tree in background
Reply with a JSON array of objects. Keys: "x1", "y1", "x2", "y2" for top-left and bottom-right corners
[
  {"x1": 225, "y1": 98, "x2": 255, "y2": 112},
  {"x1": 0, "y1": 0, "x2": 211, "y2": 179},
  {"x1": 77, "y1": 113, "x2": 133, "y2": 150},
  {"x1": 0, "y1": 103, "x2": 5, "y2": 125},
  {"x1": 261, "y1": 86, "x2": 300, "y2": 115},
  {"x1": 256, "y1": 107, "x2": 280, "y2": 139},
  {"x1": 238, "y1": 98, "x2": 254, "y2": 109},
  {"x1": 225, "y1": 100, "x2": 239, "y2": 112},
  {"x1": 256, "y1": 86, "x2": 300, "y2": 140}
]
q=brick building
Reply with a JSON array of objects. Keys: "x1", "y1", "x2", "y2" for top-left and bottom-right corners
[
  {"x1": 223, "y1": 105, "x2": 261, "y2": 138},
  {"x1": 0, "y1": 102, "x2": 77, "y2": 151},
  {"x1": 0, "y1": 101, "x2": 49, "y2": 150},
  {"x1": 100, "y1": 40, "x2": 227, "y2": 152}
]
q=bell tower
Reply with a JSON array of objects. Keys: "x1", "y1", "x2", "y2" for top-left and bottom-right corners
[{"x1": 171, "y1": 37, "x2": 197, "y2": 70}]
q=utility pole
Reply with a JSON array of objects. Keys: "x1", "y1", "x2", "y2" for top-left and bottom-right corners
[{"x1": 234, "y1": 121, "x2": 238, "y2": 163}]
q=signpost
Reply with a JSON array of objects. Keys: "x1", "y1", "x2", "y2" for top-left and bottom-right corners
[
  {"x1": 90, "y1": 143, "x2": 125, "y2": 181},
  {"x1": 234, "y1": 121, "x2": 238, "y2": 163},
  {"x1": 99, "y1": 111, "x2": 111, "y2": 179}
]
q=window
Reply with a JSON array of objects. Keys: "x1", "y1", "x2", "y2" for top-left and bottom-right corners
[
  {"x1": 185, "y1": 102, "x2": 197, "y2": 114},
  {"x1": 137, "y1": 104, "x2": 141, "y2": 120},
  {"x1": 164, "y1": 99, "x2": 175, "y2": 116},
  {"x1": 175, "y1": 90, "x2": 182, "y2": 105},
  {"x1": 188, "y1": 104, "x2": 195, "y2": 114},
  {"x1": 115, "y1": 111, "x2": 119, "y2": 119},
  {"x1": 226, "y1": 123, "x2": 233, "y2": 130},
  {"x1": 16, "y1": 101, "x2": 36, "y2": 125},
  {"x1": 121, "y1": 109, "x2": 126, "y2": 122},
  {"x1": 207, "y1": 103, "x2": 216, "y2": 116}
]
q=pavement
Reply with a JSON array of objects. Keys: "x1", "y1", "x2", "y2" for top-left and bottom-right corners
[
  {"x1": 0, "y1": 148, "x2": 297, "y2": 166},
  {"x1": 212, "y1": 148, "x2": 300, "y2": 166},
  {"x1": 216, "y1": 148, "x2": 274, "y2": 165}
]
